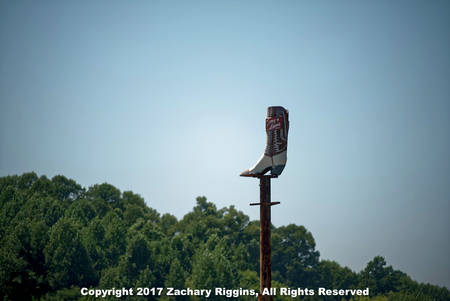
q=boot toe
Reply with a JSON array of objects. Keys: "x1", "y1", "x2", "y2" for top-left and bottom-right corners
[
  {"x1": 240, "y1": 169, "x2": 259, "y2": 177},
  {"x1": 240, "y1": 169, "x2": 252, "y2": 177}
]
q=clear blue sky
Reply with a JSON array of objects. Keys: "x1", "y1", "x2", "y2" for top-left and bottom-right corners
[{"x1": 1, "y1": 0, "x2": 449, "y2": 288}]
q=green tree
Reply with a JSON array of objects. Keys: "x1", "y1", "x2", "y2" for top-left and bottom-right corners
[
  {"x1": 0, "y1": 232, "x2": 28, "y2": 300},
  {"x1": 160, "y1": 213, "x2": 178, "y2": 237},
  {"x1": 44, "y1": 217, "x2": 95, "y2": 289},
  {"x1": 272, "y1": 224, "x2": 320, "y2": 287},
  {"x1": 118, "y1": 234, "x2": 153, "y2": 287},
  {"x1": 188, "y1": 234, "x2": 238, "y2": 299},
  {"x1": 178, "y1": 197, "x2": 222, "y2": 246},
  {"x1": 316, "y1": 260, "x2": 358, "y2": 300},
  {"x1": 359, "y1": 256, "x2": 401, "y2": 296},
  {"x1": 101, "y1": 211, "x2": 127, "y2": 266},
  {"x1": 51, "y1": 175, "x2": 84, "y2": 201}
]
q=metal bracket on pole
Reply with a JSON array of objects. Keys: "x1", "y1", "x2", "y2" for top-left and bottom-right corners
[{"x1": 249, "y1": 202, "x2": 280, "y2": 206}]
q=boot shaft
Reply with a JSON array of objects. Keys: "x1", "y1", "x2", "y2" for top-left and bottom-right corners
[{"x1": 264, "y1": 106, "x2": 289, "y2": 157}]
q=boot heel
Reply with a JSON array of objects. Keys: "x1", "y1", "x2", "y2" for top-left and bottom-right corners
[{"x1": 271, "y1": 165, "x2": 285, "y2": 176}]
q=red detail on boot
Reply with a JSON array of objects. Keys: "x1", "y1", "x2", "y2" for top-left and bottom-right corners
[{"x1": 266, "y1": 117, "x2": 282, "y2": 131}]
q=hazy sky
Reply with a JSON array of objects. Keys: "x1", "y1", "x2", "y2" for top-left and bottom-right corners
[{"x1": 1, "y1": 0, "x2": 449, "y2": 288}]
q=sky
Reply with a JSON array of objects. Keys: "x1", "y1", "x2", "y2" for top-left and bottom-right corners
[{"x1": 1, "y1": 0, "x2": 449, "y2": 289}]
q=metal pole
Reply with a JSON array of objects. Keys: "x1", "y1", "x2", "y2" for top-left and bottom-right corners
[
  {"x1": 259, "y1": 175, "x2": 272, "y2": 301},
  {"x1": 249, "y1": 175, "x2": 280, "y2": 301}
]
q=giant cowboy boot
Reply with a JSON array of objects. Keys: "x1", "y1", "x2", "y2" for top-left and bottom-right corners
[{"x1": 241, "y1": 106, "x2": 289, "y2": 177}]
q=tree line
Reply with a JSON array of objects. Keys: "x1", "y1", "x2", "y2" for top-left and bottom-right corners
[{"x1": 0, "y1": 172, "x2": 448, "y2": 300}]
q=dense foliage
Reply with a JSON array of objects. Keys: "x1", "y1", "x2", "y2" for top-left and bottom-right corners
[{"x1": 0, "y1": 173, "x2": 448, "y2": 300}]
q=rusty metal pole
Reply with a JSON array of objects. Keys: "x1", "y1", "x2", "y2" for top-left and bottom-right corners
[
  {"x1": 249, "y1": 175, "x2": 280, "y2": 301},
  {"x1": 259, "y1": 175, "x2": 272, "y2": 301}
]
